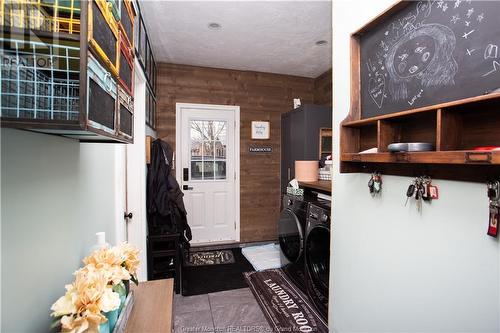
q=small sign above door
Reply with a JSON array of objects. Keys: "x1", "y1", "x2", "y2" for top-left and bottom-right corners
[{"x1": 249, "y1": 147, "x2": 272, "y2": 153}]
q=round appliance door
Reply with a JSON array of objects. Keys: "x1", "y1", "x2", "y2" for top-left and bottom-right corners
[
  {"x1": 278, "y1": 208, "x2": 304, "y2": 263},
  {"x1": 305, "y1": 225, "x2": 330, "y2": 292}
]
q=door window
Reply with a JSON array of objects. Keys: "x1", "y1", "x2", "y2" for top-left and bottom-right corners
[{"x1": 190, "y1": 120, "x2": 227, "y2": 181}]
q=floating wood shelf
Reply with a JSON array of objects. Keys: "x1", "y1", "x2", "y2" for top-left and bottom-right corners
[
  {"x1": 2, "y1": 26, "x2": 81, "y2": 42},
  {"x1": 299, "y1": 180, "x2": 332, "y2": 193},
  {"x1": 342, "y1": 93, "x2": 500, "y2": 128},
  {"x1": 341, "y1": 94, "x2": 500, "y2": 182},
  {"x1": 342, "y1": 151, "x2": 500, "y2": 165}
]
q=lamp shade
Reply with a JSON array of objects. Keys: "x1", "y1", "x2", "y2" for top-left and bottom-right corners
[{"x1": 295, "y1": 160, "x2": 318, "y2": 182}]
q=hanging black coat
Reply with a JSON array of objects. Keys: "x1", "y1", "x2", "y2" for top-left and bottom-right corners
[{"x1": 147, "y1": 139, "x2": 192, "y2": 247}]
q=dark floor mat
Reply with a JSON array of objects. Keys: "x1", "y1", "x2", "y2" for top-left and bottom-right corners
[
  {"x1": 182, "y1": 247, "x2": 254, "y2": 296},
  {"x1": 244, "y1": 268, "x2": 328, "y2": 332},
  {"x1": 184, "y1": 249, "x2": 235, "y2": 267}
]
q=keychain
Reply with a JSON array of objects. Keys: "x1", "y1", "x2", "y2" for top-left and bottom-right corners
[
  {"x1": 405, "y1": 176, "x2": 439, "y2": 210},
  {"x1": 368, "y1": 172, "x2": 382, "y2": 196},
  {"x1": 488, "y1": 206, "x2": 499, "y2": 237},
  {"x1": 368, "y1": 174, "x2": 375, "y2": 193},
  {"x1": 487, "y1": 181, "x2": 500, "y2": 237}
]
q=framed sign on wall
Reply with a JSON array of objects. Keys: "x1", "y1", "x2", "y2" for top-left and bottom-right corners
[{"x1": 251, "y1": 121, "x2": 270, "y2": 140}]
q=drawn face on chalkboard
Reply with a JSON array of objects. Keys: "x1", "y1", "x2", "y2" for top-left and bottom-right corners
[
  {"x1": 393, "y1": 35, "x2": 436, "y2": 78},
  {"x1": 385, "y1": 24, "x2": 458, "y2": 101}
]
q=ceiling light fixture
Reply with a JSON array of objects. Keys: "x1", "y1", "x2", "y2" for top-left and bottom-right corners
[
  {"x1": 208, "y1": 22, "x2": 222, "y2": 30},
  {"x1": 315, "y1": 40, "x2": 328, "y2": 46}
]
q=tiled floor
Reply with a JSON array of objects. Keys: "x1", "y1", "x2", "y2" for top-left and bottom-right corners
[{"x1": 173, "y1": 288, "x2": 272, "y2": 333}]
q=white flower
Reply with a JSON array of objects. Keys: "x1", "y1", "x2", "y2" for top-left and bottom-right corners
[
  {"x1": 99, "y1": 287, "x2": 120, "y2": 313},
  {"x1": 50, "y1": 286, "x2": 77, "y2": 317}
]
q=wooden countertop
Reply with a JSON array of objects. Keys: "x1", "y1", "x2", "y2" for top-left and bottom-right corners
[
  {"x1": 125, "y1": 279, "x2": 174, "y2": 333},
  {"x1": 298, "y1": 180, "x2": 332, "y2": 193}
]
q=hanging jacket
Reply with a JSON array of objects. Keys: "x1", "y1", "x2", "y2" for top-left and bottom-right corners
[{"x1": 147, "y1": 139, "x2": 192, "y2": 247}]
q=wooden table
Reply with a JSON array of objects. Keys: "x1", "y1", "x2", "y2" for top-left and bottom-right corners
[{"x1": 125, "y1": 279, "x2": 174, "y2": 333}]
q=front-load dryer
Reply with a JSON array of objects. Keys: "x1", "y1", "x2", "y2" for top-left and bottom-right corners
[
  {"x1": 304, "y1": 200, "x2": 331, "y2": 321},
  {"x1": 278, "y1": 194, "x2": 312, "y2": 292}
]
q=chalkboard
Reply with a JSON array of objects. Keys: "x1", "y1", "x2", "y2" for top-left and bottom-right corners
[{"x1": 360, "y1": 1, "x2": 500, "y2": 118}]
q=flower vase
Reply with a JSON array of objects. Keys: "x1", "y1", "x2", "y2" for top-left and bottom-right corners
[
  {"x1": 99, "y1": 320, "x2": 110, "y2": 333},
  {"x1": 104, "y1": 309, "x2": 119, "y2": 332},
  {"x1": 123, "y1": 280, "x2": 130, "y2": 295},
  {"x1": 113, "y1": 282, "x2": 127, "y2": 312}
]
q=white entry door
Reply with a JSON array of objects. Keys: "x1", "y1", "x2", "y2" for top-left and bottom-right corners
[{"x1": 176, "y1": 103, "x2": 240, "y2": 244}]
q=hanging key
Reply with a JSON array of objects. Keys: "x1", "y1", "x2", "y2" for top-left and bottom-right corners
[
  {"x1": 422, "y1": 176, "x2": 432, "y2": 201},
  {"x1": 368, "y1": 174, "x2": 375, "y2": 194},
  {"x1": 373, "y1": 172, "x2": 382, "y2": 194},
  {"x1": 415, "y1": 178, "x2": 425, "y2": 212},
  {"x1": 405, "y1": 180, "x2": 416, "y2": 206},
  {"x1": 487, "y1": 181, "x2": 500, "y2": 205}
]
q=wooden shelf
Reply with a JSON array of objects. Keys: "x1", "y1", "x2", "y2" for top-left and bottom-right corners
[
  {"x1": 1, "y1": 26, "x2": 81, "y2": 42},
  {"x1": 342, "y1": 93, "x2": 500, "y2": 128},
  {"x1": 299, "y1": 180, "x2": 332, "y2": 193},
  {"x1": 125, "y1": 280, "x2": 173, "y2": 333},
  {"x1": 342, "y1": 151, "x2": 500, "y2": 165}
]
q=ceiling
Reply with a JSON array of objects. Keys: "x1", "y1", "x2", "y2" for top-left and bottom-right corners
[{"x1": 140, "y1": 1, "x2": 332, "y2": 78}]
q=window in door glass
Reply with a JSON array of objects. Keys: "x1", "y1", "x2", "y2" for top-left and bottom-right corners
[
  {"x1": 190, "y1": 120, "x2": 227, "y2": 180},
  {"x1": 215, "y1": 161, "x2": 226, "y2": 179}
]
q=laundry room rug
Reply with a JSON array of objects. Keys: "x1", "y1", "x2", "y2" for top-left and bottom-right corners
[
  {"x1": 182, "y1": 247, "x2": 254, "y2": 296},
  {"x1": 184, "y1": 249, "x2": 235, "y2": 267},
  {"x1": 244, "y1": 269, "x2": 328, "y2": 333}
]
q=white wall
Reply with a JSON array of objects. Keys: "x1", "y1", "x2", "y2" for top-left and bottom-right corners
[
  {"x1": 331, "y1": 1, "x2": 500, "y2": 332},
  {"x1": 126, "y1": 61, "x2": 149, "y2": 282},
  {"x1": 1, "y1": 129, "x2": 126, "y2": 332}
]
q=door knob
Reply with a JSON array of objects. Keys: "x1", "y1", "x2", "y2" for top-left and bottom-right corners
[
  {"x1": 124, "y1": 212, "x2": 133, "y2": 219},
  {"x1": 183, "y1": 185, "x2": 194, "y2": 190}
]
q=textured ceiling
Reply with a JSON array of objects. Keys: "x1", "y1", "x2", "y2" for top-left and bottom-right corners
[{"x1": 140, "y1": 1, "x2": 332, "y2": 78}]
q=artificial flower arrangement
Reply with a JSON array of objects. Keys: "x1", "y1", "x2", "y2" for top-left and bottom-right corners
[{"x1": 50, "y1": 243, "x2": 140, "y2": 333}]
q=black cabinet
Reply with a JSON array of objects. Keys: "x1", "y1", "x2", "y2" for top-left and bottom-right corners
[
  {"x1": 281, "y1": 104, "x2": 332, "y2": 193},
  {"x1": 135, "y1": 1, "x2": 156, "y2": 129},
  {"x1": 147, "y1": 234, "x2": 181, "y2": 294}
]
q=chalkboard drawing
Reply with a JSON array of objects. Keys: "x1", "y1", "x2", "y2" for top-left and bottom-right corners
[
  {"x1": 368, "y1": 71, "x2": 386, "y2": 108},
  {"x1": 466, "y1": 8, "x2": 474, "y2": 19},
  {"x1": 484, "y1": 44, "x2": 498, "y2": 60},
  {"x1": 462, "y1": 29, "x2": 475, "y2": 39},
  {"x1": 482, "y1": 61, "x2": 500, "y2": 77},
  {"x1": 385, "y1": 24, "x2": 458, "y2": 101},
  {"x1": 466, "y1": 48, "x2": 476, "y2": 56}
]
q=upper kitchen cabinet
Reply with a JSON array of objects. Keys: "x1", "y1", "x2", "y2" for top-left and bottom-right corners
[
  {"x1": 0, "y1": 0, "x2": 142, "y2": 143},
  {"x1": 135, "y1": 3, "x2": 156, "y2": 96},
  {"x1": 281, "y1": 104, "x2": 332, "y2": 193},
  {"x1": 134, "y1": 1, "x2": 156, "y2": 130}
]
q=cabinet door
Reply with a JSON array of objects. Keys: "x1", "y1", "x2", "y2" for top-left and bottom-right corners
[
  {"x1": 289, "y1": 109, "x2": 306, "y2": 179},
  {"x1": 281, "y1": 114, "x2": 291, "y2": 193},
  {"x1": 304, "y1": 105, "x2": 332, "y2": 160}
]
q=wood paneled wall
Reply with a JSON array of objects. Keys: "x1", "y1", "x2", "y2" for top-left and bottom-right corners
[
  {"x1": 314, "y1": 69, "x2": 332, "y2": 106},
  {"x1": 157, "y1": 63, "x2": 331, "y2": 242}
]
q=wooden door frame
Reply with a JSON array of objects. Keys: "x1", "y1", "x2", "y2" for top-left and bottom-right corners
[{"x1": 175, "y1": 102, "x2": 241, "y2": 244}]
